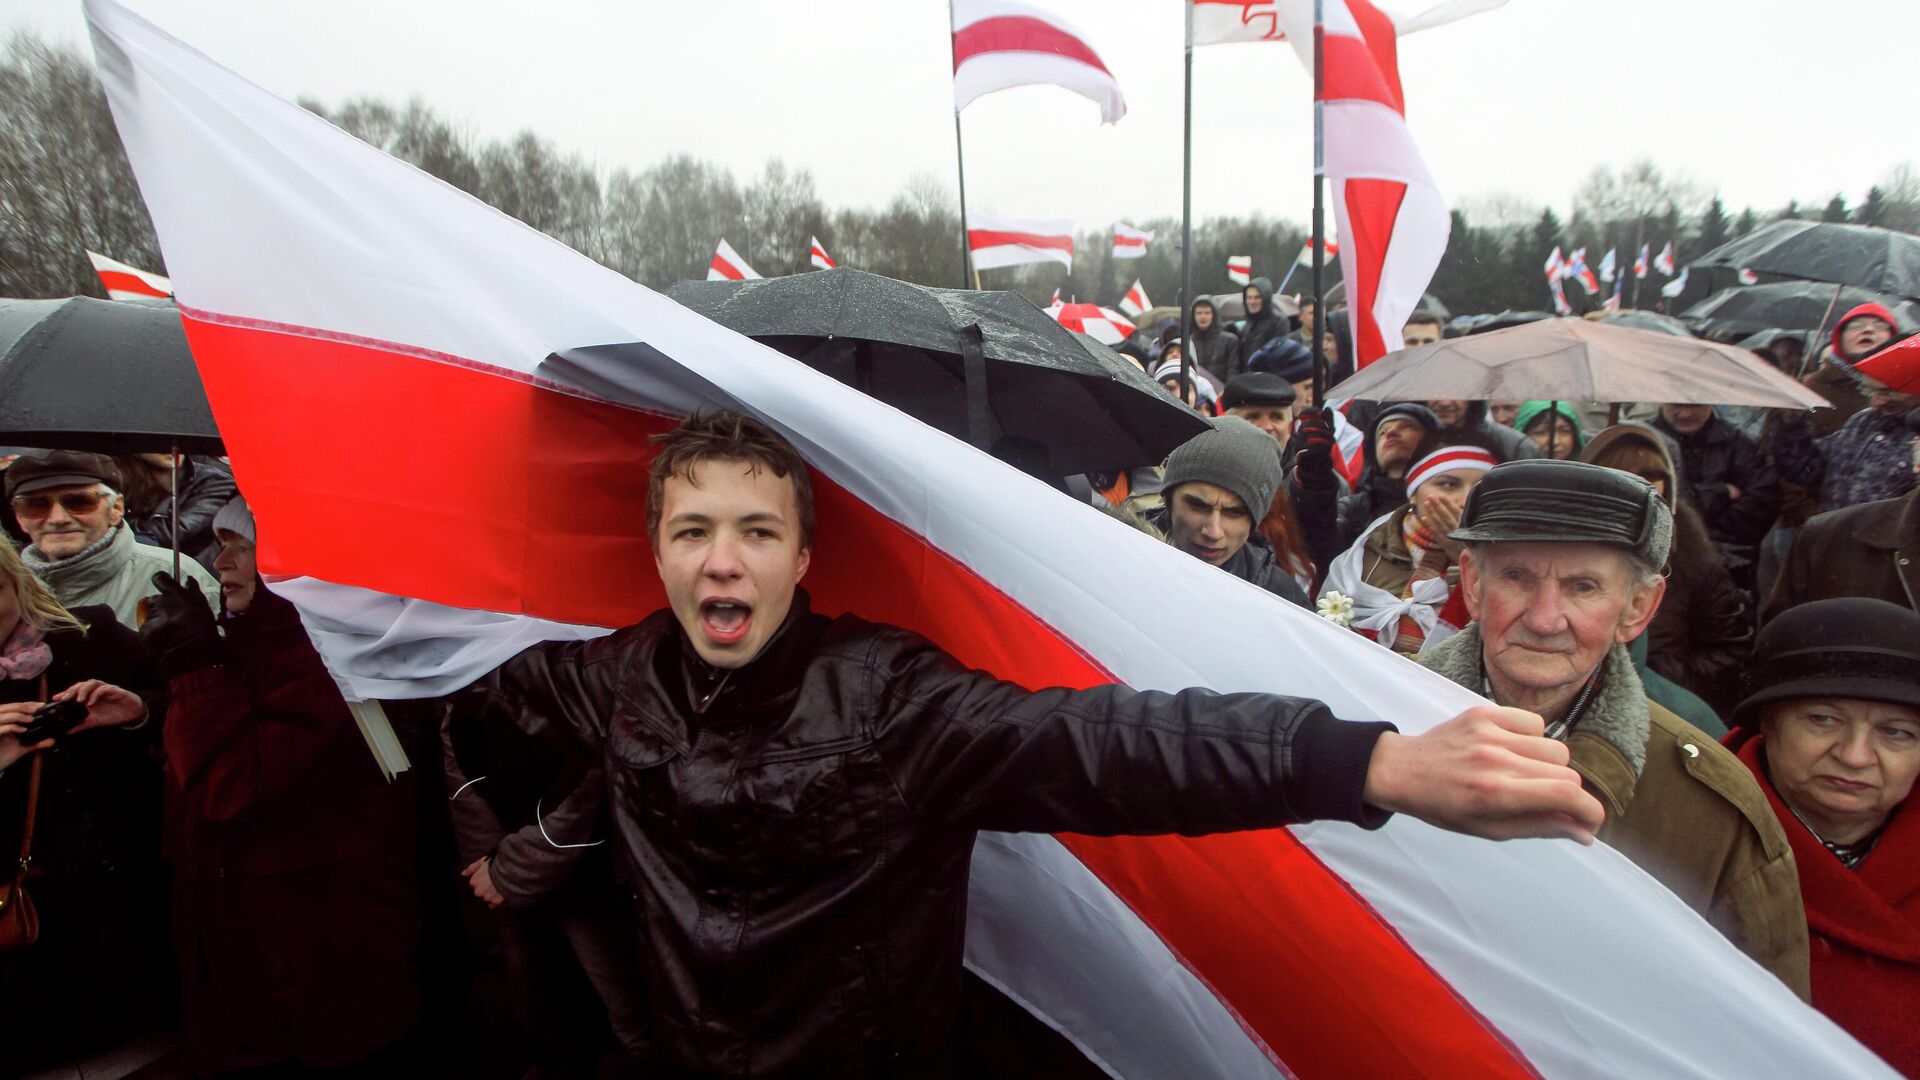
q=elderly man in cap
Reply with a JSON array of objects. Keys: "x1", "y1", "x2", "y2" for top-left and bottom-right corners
[
  {"x1": 8, "y1": 449, "x2": 217, "y2": 626},
  {"x1": 1146, "y1": 417, "x2": 1310, "y2": 608},
  {"x1": 1219, "y1": 372, "x2": 1295, "y2": 446},
  {"x1": 1417, "y1": 459, "x2": 1810, "y2": 996}
]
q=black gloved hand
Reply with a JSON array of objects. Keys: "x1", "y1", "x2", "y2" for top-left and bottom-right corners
[
  {"x1": 1294, "y1": 407, "x2": 1337, "y2": 488},
  {"x1": 140, "y1": 572, "x2": 224, "y2": 679}
]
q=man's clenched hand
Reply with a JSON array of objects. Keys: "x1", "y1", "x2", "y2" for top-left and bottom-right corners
[{"x1": 1362, "y1": 705, "x2": 1604, "y2": 843}]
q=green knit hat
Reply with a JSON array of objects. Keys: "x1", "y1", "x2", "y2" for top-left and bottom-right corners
[{"x1": 1513, "y1": 400, "x2": 1586, "y2": 454}]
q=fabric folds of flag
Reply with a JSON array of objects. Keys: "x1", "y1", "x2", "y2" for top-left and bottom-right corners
[
  {"x1": 808, "y1": 236, "x2": 836, "y2": 270},
  {"x1": 1118, "y1": 279, "x2": 1150, "y2": 318},
  {"x1": 1294, "y1": 237, "x2": 1339, "y2": 267},
  {"x1": 1655, "y1": 241, "x2": 1676, "y2": 276},
  {"x1": 1566, "y1": 248, "x2": 1600, "y2": 296},
  {"x1": 951, "y1": 0, "x2": 1125, "y2": 124},
  {"x1": 1598, "y1": 248, "x2": 1616, "y2": 284},
  {"x1": 1275, "y1": 0, "x2": 1449, "y2": 370},
  {"x1": 87, "y1": 249, "x2": 172, "y2": 300},
  {"x1": 968, "y1": 214, "x2": 1074, "y2": 271},
  {"x1": 1634, "y1": 242, "x2": 1651, "y2": 279},
  {"x1": 1226, "y1": 255, "x2": 1252, "y2": 285},
  {"x1": 1112, "y1": 223, "x2": 1153, "y2": 259},
  {"x1": 1192, "y1": 0, "x2": 1510, "y2": 46},
  {"x1": 1049, "y1": 302, "x2": 1136, "y2": 345},
  {"x1": 84, "y1": 1, "x2": 1895, "y2": 1077},
  {"x1": 1543, "y1": 246, "x2": 1573, "y2": 315},
  {"x1": 707, "y1": 238, "x2": 761, "y2": 281}
]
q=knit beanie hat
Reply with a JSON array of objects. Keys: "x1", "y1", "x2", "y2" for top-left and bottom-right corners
[
  {"x1": 1161, "y1": 416, "x2": 1283, "y2": 518},
  {"x1": 211, "y1": 495, "x2": 255, "y2": 542}
]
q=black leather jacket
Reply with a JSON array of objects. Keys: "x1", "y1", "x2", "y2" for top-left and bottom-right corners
[{"x1": 459, "y1": 591, "x2": 1390, "y2": 1077}]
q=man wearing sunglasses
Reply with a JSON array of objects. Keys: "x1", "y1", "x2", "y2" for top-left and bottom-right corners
[{"x1": 8, "y1": 450, "x2": 217, "y2": 627}]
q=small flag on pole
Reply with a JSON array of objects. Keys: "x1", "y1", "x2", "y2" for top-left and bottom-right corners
[
  {"x1": 1565, "y1": 248, "x2": 1600, "y2": 296},
  {"x1": 1661, "y1": 266, "x2": 1690, "y2": 299},
  {"x1": 951, "y1": 0, "x2": 1126, "y2": 124},
  {"x1": 1737, "y1": 267, "x2": 1759, "y2": 285},
  {"x1": 708, "y1": 239, "x2": 761, "y2": 281},
  {"x1": 1118, "y1": 279, "x2": 1150, "y2": 317},
  {"x1": 968, "y1": 214, "x2": 1074, "y2": 272},
  {"x1": 1543, "y1": 247, "x2": 1572, "y2": 315},
  {"x1": 1598, "y1": 249, "x2": 1616, "y2": 284},
  {"x1": 1227, "y1": 255, "x2": 1252, "y2": 285},
  {"x1": 1633, "y1": 243, "x2": 1650, "y2": 279},
  {"x1": 1113, "y1": 224, "x2": 1153, "y2": 259},
  {"x1": 1047, "y1": 287, "x2": 1064, "y2": 310},
  {"x1": 1654, "y1": 242, "x2": 1676, "y2": 276},
  {"x1": 809, "y1": 237, "x2": 836, "y2": 270},
  {"x1": 87, "y1": 249, "x2": 172, "y2": 300},
  {"x1": 1293, "y1": 237, "x2": 1339, "y2": 267}
]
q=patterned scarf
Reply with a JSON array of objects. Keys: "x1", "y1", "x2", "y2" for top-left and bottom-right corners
[{"x1": 0, "y1": 620, "x2": 53, "y2": 680}]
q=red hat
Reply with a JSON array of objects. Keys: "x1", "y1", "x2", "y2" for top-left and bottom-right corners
[{"x1": 1831, "y1": 302, "x2": 1898, "y2": 361}]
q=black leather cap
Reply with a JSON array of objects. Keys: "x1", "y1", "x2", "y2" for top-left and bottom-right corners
[
  {"x1": 1221, "y1": 372, "x2": 1297, "y2": 410},
  {"x1": 1731, "y1": 598, "x2": 1920, "y2": 729},
  {"x1": 1450, "y1": 459, "x2": 1671, "y2": 566},
  {"x1": 5, "y1": 449, "x2": 123, "y2": 499}
]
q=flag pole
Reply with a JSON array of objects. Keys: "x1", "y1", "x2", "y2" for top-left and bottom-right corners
[
  {"x1": 1178, "y1": 0, "x2": 1195, "y2": 403},
  {"x1": 948, "y1": 0, "x2": 974, "y2": 290},
  {"x1": 1310, "y1": 0, "x2": 1327, "y2": 410}
]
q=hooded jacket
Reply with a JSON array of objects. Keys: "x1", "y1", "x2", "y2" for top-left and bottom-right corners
[
  {"x1": 1236, "y1": 277, "x2": 1289, "y2": 366},
  {"x1": 1187, "y1": 297, "x2": 1243, "y2": 380},
  {"x1": 458, "y1": 590, "x2": 1391, "y2": 1076},
  {"x1": 1651, "y1": 408, "x2": 1781, "y2": 558},
  {"x1": 1421, "y1": 626, "x2": 1810, "y2": 999},
  {"x1": 1511, "y1": 401, "x2": 1586, "y2": 456},
  {"x1": 1724, "y1": 730, "x2": 1920, "y2": 1075},
  {"x1": 1438, "y1": 399, "x2": 1539, "y2": 464}
]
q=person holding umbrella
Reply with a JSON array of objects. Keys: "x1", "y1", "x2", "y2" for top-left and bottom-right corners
[{"x1": 1773, "y1": 343, "x2": 1920, "y2": 516}]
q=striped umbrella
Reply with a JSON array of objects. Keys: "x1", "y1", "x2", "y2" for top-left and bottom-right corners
[{"x1": 1050, "y1": 302, "x2": 1135, "y2": 345}]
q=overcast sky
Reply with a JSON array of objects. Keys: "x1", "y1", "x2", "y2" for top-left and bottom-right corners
[{"x1": 6, "y1": 0, "x2": 1916, "y2": 231}]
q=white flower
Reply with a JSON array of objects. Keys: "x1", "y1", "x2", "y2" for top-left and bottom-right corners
[{"x1": 1316, "y1": 591, "x2": 1355, "y2": 628}]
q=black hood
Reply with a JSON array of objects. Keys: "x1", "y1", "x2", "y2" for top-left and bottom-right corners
[
  {"x1": 1242, "y1": 277, "x2": 1280, "y2": 326},
  {"x1": 1188, "y1": 296, "x2": 1226, "y2": 343}
]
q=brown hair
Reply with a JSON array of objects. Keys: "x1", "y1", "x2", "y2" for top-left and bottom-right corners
[
  {"x1": 1257, "y1": 486, "x2": 1316, "y2": 586},
  {"x1": 646, "y1": 410, "x2": 816, "y2": 547},
  {"x1": 1588, "y1": 441, "x2": 1671, "y2": 490}
]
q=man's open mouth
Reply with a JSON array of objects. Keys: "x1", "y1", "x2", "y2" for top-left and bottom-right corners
[{"x1": 700, "y1": 598, "x2": 752, "y2": 645}]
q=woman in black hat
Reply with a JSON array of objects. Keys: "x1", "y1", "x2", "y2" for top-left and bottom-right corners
[{"x1": 1724, "y1": 597, "x2": 1920, "y2": 1075}]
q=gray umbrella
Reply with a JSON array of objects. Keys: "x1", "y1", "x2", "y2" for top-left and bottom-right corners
[
  {"x1": 1328, "y1": 316, "x2": 1829, "y2": 409},
  {"x1": 1691, "y1": 220, "x2": 1920, "y2": 299},
  {"x1": 0, "y1": 296, "x2": 221, "y2": 454},
  {"x1": 665, "y1": 269, "x2": 1207, "y2": 475}
]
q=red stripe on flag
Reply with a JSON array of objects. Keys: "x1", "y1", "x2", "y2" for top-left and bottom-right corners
[
  {"x1": 953, "y1": 15, "x2": 1113, "y2": 76},
  {"x1": 1317, "y1": 33, "x2": 1403, "y2": 114},
  {"x1": 968, "y1": 229, "x2": 1074, "y2": 254},
  {"x1": 709, "y1": 255, "x2": 745, "y2": 281},
  {"x1": 95, "y1": 268, "x2": 169, "y2": 297},
  {"x1": 1342, "y1": 177, "x2": 1409, "y2": 368},
  {"x1": 1114, "y1": 238, "x2": 1146, "y2": 250}
]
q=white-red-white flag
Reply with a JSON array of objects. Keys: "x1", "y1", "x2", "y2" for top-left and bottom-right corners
[
  {"x1": 1662, "y1": 265, "x2": 1691, "y2": 299},
  {"x1": 1112, "y1": 223, "x2": 1153, "y2": 259},
  {"x1": 1050, "y1": 302, "x2": 1136, "y2": 345},
  {"x1": 1543, "y1": 247, "x2": 1572, "y2": 314},
  {"x1": 86, "y1": 2, "x2": 1888, "y2": 1076},
  {"x1": 1294, "y1": 237, "x2": 1340, "y2": 267},
  {"x1": 1565, "y1": 248, "x2": 1600, "y2": 296},
  {"x1": 707, "y1": 238, "x2": 761, "y2": 281},
  {"x1": 1737, "y1": 267, "x2": 1759, "y2": 285},
  {"x1": 1275, "y1": 1, "x2": 1451, "y2": 368},
  {"x1": 809, "y1": 236, "x2": 836, "y2": 270},
  {"x1": 1118, "y1": 279, "x2": 1150, "y2": 318},
  {"x1": 1598, "y1": 248, "x2": 1617, "y2": 284},
  {"x1": 1634, "y1": 242, "x2": 1651, "y2": 279},
  {"x1": 1654, "y1": 241, "x2": 1676, "y2": 276},
  {"x1": 1046, "y1": 287, "x2": 1063, "y2": 309},
  {"x1": 968, "y1": 214, "x2": 1074, "y2": 272},
  {"x1": 952, "y1": 0, "x2": 1125, "y2": 124},
  {"x1": 1226, "y1": 255, "x2": 1252, "y2": 285},
  {"x1": 87, "y1": 249, "x2": 172, "y2": 300},
  {"x1": 1191, "y1": 0, "x2": 1508, "y2": 46}
]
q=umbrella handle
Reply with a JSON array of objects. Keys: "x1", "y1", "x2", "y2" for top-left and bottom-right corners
[
  {"x1": 960, "y1": 324, "x2": 991, "y2": 451},
  {"x1": 170, "y1": 443, "x2": 180, "y2": 580}
]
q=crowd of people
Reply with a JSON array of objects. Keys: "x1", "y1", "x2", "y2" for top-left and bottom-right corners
[{"x1": 0, "y1": 284, "x2": 1917, "y2": 1078}]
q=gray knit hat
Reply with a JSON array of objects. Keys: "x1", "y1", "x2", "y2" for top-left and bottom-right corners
[
  {"x1": 211, "y1": 494, "x2": 255, "y2": 542},
  {"x1": 1160, "y1": 416, "x2": 1284, "y2": 518}
]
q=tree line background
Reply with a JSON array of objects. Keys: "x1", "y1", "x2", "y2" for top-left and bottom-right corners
[{"x1": 7, "y1": 31, "x2": 1920, "y2": 318}]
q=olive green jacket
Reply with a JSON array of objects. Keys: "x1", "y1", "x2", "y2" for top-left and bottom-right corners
[{"x1": 1422, "y1": 625, "x2": 1811, "y2": 1001}]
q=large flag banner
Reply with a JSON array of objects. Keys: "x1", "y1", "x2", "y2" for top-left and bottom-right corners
[
  {"x1": 1226, "y1": 254, "x2": 1252, "y2": 284},
  {"x1": 1275, "y1": 1, "x2": 1451, "y2": 369},
  {"x1": 85, "y1": 2, "x2": 1891, "y2": 1076},
  {"x1": 707, "y1": 238, "x2": 760, "y2": 281},
  {"x1": 1112, "y1": 223, "x2": 1153, "y2": 258},
  {"x1": 1118, "y1": 279, "x2": 1151, "y2": 317},
  {"x1": 952, "y1": 0, "x2": 1125, "y2": 124},
  {"x1": 87, "y1": 249, "x2": 172, "y2": 300},
  {"x1": 1293, "y1": 236, "x2": 1340, "y2": 267},
  {"x1": 808, "y1": 236, "x2": 836, "y2": 270},
  {"x1": 1192, "y1": 0, "x2": 1509, "y2": 46},
  {"x1": 968, "y1": 214, "x2": 1074, "y2": 271}
]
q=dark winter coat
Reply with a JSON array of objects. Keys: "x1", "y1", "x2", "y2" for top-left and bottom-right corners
[
  {"x1": 1647, "y1": 504, "x2": 1753, "y2": 717},
  {"x1": 458, "y1": 590, "x2": 1391, "y2": 1077},
  {"x1": 0, "y1": 606, "x2": 161, "y2": 883},
  {"x1": 1423, "y1": 627, "x2": 1810, "y2": 998},
  {"x1": 1187, "y1": 298, "x2": 1243, "y2": 381},
  {"x1": 1763, "y1": 487, "x2": 1920, "y2": 624},
  {"x1": 1236, "y1": 277, "x2": 1289, "y2": 366},
  {"x1": 1144, "y1": 504, "x2": 1312, "y2": 609},
  {"x1": 131, "y1": 455, "x2": 238, "y2": 572},
  {"x1": 1728, "y1": 732, "x2": 1920, "y2": 1076},
  {"x1": 1652, "y1": 410, "x2": 1780, "y2": 565},
  {"x1": 1773, "y1": 405, "x2": 1916, "y2": 515},
  {"x1": 165, "y1": 585, "x2": 419, "y2": 1073},
  {"x1": 1439, "y1": 400, "x2": 1538, "y2": 464}
]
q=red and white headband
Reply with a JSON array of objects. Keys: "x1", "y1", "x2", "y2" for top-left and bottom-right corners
[{"x1": 1405, "y1": 446, "x2": 1498, "y2": 499}]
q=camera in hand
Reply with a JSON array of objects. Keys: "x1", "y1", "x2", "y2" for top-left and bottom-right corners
[{"x1": 17, "y1": 699, "x2": 87, "y2": 744}]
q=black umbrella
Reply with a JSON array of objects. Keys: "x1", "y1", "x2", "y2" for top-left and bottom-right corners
[
  {"x1": 0, "y1": 296, "x2": 221, "y2": 454},
  {"x1": 1680, "y1": 281, "x2": 1920, "y2": 339},
  {"x1": 1691, "y1": 221, "x2": 1920, "y2": 300},
  {"x1": 1459, "y1": 310, "x2": 1553, "y2": 335},
  {"x1": 665, "y1": 269, "x2": 1207, "y2": 475},
  {"x1": 1593, "y1": 310, "x2": 1694, "y2": 337}
]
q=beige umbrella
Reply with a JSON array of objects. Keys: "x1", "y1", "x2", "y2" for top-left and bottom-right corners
[{"x1": 1328, "y1": 316, "x2": 1829, "y2": 410}]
